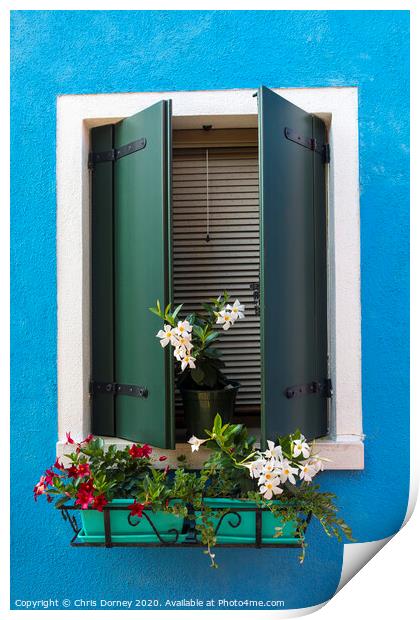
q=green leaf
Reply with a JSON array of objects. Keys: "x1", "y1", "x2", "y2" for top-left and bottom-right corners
[
  {"x1": 204, "y1": 331, "x2": 219, "y2": 346},
  {"x1": 149, "y1": 307, "x2": 162, "y2": 318},
  {"x1": 203, "y1": 347, "x2": 222, "y2": 359},
  {"x1": 193, "y1": 325, "x2": 205, "y2": 340},
  {"x1": 54, "y1": 496, "x2": 70, "y2": 508},
  {"x1": 213, "y1": 413, "x2": 222, "y2": 434},
  {"x1": 172, "y1": 304, "x2": 183, "y2": 321},
  {"x1": 191, "y1": 367, "x2": 205, "y2": 385},
  {"x1": 203, "y1": 365, "x2": 217, "y2": 387},
  {"x1": 185, "y1": 313, "x2": 196, "y2": 325}
]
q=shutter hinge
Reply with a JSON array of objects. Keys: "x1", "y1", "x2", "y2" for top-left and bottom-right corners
[
  {"x1": 88, "y1": 137, "x2": 147, "y2": 169},
  {"x1": 90, "y1": 381, "x2": 149, "y2": 399},
  {"x1": 284, "y1": 379, "x2": 332, "y2": 400},
  {"x1": 284, "y1": 127, "x2": 330, "y2": 164}
]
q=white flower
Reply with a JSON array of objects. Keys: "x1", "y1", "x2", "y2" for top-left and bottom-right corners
[
  {"x1": 293, "y1": 437, "x2": 311, "y2": 459},
  {"x1": 298, "y1": 461, "x2": 316, "y2": 482},
  {"x1": 156, "y1": 324, "x2": 176, "y2": 348},
  {"x1": 245, "y1": 458, "x2": 265, "y2": 479},
  {"x1": 259, "y1": 477, "x2": 283, "y2": 500},
  {"x1": 216, "y1": 308, "x2": 235, "y2": 331},
  {"x1": 188, "y1": 436, "x2": 207, "y2": 452},
  {"x1": 258, "y1": 469, "x2": 280, "y2": 485},
  {"x1": 175, "y1": 320, "x2": 192, "y2": 336},
  {"x1": 308, "y1": 457, "x2": 324, "y2": 473},
  {"x1": 228, "y1": 299, "x2": 245, "y2": 320},
  {"x1": 264, "y1": 440, "x2": 283, "y2": 460},
  {"x1": 173, "y1": 346, "x2": 186, "y2": 361},
  {"x1": 180, "y1": 354, "x2": 196, "y2": 371},
  {"x1": 278, "y1": 459, "x2": 299, "y2": 485},
  {"x1": 174, "y1": 334, "x2": 193, "y2": 351},
  {"x1": 262, "y1": 457, "x2": 282, "y2": 474}
]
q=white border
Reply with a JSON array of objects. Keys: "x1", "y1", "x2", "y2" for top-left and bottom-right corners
[{"x1": 56, "y1": 87, "x2": 363, "y2": 469}]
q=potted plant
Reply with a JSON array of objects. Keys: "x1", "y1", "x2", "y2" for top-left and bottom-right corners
[
  {"x1": 35, "y1": 419, "x2": 353, "y2": 568},
  {"x1": 149, "y1": 292, "x2": 245, "y2": 437}
]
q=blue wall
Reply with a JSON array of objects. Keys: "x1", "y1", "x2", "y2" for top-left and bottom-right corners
[{"x1": 11, "y1": 10, "x2": 409, "y2": 610}]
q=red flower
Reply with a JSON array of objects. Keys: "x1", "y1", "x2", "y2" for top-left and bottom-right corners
[
  {"x1": 82, "y1": 433, "x2": 94, "y2": 444},
  {"x1": 54, "y1": 457, "x2": 65, "y2": 471},
  {"x1": 67, "y1": 463, "x2": 91, "y2": 479},
  {"x1": 65, "y1": 432, "x2": 75, "y2": 445},
  {"x1": 44, "y1": 468, "x2": 56, "y2": 485},
  {"x1": 77, "y1": 463, "x2": 91, "y2": 477},
  {"x1": 129, "y1": 444, "x2": 143, "y2": 458},
  {"x1": 129, "y1": 444, "x2": 153, "y2": 459},
  {"x1": 33, "y1": 476, "x2": 47, "y2": 501},
  {"x1": 67, "y1": 465, "x2": 79, "y2": 479},
  {"x1": 75, "y1": 480, "x2": 95, "y2": 509},
  {"x1": 46, "y1": 494, "x2": 53, "y2": 503},
  {"x1": 163, "y1": 465, "x2": 170, "y2": 476},
  {"x1": 141, "y1": 444, "x2": 152, "y2": 458},
  {"x1": 159, "y1": 455, "x2": 167, "y2": 462},
  {"x1": 130, "y1": 501, "x2": 145, "y2": 518},
  {"x1": 92, "y1": 494, "x2": 108, "y2": 512}
]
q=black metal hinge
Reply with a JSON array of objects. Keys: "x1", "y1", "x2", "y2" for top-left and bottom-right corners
[
  {"x1": 284, "y1": 127, "x2": 330, "y2": 164},
  {"x1": 88, "y1": 137, "x2": 147, "y2": 169},
  {"x1": 90, "y1": 381, "x2": 148, "y2": 399},
  {"x1": 284, "y1": 379, "x2": 332, "y2": 400}
]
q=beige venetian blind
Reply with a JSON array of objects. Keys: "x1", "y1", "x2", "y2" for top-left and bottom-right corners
[{"x1": 172, "y1": 145, "x2": 260, "y2": 410}]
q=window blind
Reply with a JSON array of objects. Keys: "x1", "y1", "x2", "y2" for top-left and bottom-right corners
[{"x1": 172, "y1": 146, "x2": 260, "y2": 412}]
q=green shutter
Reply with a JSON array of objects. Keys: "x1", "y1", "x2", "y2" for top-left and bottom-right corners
[
  {"x1": 258, "y1": 86, "x2": 329, "y2": 443},
  {"x1": 91, "y1": 101, "x2": 174, "y2": 448}
]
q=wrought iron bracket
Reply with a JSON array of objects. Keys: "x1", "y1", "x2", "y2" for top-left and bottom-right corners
[
  {"x1": 90, "y1": 381, "x2": 148, "y2": 399},
  {"x1": 284, "y1": 379, "x2": 332, "y2": 400},
  {"x1": 89, "y1": 137, "x2": 147, "y2": 169},
  {"x1": 284, "y1": 127, "x2": 330, "y2": 164}
]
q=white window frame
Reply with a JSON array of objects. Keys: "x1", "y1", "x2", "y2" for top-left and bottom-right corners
[{"x1": 56, "y1": 87, "x2": 364, "y2": 469}]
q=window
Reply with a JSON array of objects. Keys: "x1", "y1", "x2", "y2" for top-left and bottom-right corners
[{"x1": 56, "y1": 87, "x2": 363, "y2": 469}]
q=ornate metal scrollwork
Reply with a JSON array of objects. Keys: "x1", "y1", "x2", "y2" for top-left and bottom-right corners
[
  {"x1": 128, "y1": 512, "x2": 180, "y2": 544},
  {"x1": 214, "y1": 510, "x2": 242, "y2": 535}
]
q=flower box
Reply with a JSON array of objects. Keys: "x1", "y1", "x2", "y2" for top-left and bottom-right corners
[
  {"x1": 37, "y1": 419, "x2": 352, "y2": 565},
  {"x1": 197, "y1": 498, "x2": 302, "y2": 546},
  {"x1": 77, "y1": 499, "x2": 186, "y2": 544}
]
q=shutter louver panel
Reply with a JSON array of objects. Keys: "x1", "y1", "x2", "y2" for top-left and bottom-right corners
[{"x1": 172, "y1": 148, "x2": 261, "y2": 410}]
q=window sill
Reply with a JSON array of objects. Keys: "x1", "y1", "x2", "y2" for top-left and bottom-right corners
[{"x1": 56, "y1": 435, "x2": 364, "y2": 470}]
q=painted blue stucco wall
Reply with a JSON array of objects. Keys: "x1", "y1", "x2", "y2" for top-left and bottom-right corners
[{"x1": 11, "y1": 10, "x2": 409, "y2": 611}]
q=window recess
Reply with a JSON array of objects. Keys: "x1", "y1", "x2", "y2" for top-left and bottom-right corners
[{"x1": 89, "y1": 86, "x2": 331, "y2": 449}]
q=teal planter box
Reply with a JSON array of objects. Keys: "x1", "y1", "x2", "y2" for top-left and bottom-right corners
[
  {"x1": 198, "y1": 498, "x2": 301, "y2": 545},
  {"x1": 77, "y1": 499, "x2": 185, "y2": 544},
  {"x1": 71, "y1": 498, "x2": 303, "y2": 546}
]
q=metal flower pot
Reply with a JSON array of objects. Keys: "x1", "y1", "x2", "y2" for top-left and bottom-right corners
[{"x1": 180, "y1": 381, "x2": 240, "y2": 438}]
